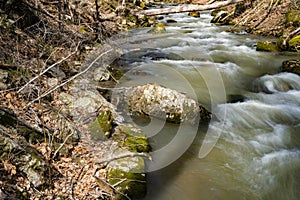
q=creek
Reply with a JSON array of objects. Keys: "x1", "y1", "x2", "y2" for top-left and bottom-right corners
[{"x1": 109, "y1": 11, "x2": 300, "y2": 200}]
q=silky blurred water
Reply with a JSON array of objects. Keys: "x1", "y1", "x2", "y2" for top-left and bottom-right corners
[{"x1": 111, "y1": 11, "x2": 300, "y2": 200}]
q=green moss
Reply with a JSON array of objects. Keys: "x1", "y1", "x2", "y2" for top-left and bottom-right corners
[
  {"x1": 117, "y1": 125, "x2": 151, "y2": 153},
  {"x1": 108, "y1": 66, "x2": 124, "y2": 80},
  {"x1": 256, "y1": 41, "x2": 279, "y2": 52},
  {"x1": 89, "y1": 119, "x2": 107, "y2": 140},
  {"x1": 276, "y1": 37, "x2": 286, "y2": 51},
  {"x1": 286, "y1": 9, "x2": 300, "y2": 27},
  {"x1": 188, "y1": 11, "x2": 200, "y2": 18},
  {"x1": 288, "y1": 35, "x2": 300, "y2": 52},
  {"x1": 108, "y1": 168, "x2": 146, "y2": 200},
  {"x1": 149, "y1": 23, "x2": 166, "y2": 34},
  {"x1": 97, "y1": 110, "x2": 114, "y2": 137},
  {"x1": 124, "y1": 136, "x2": 150, "y2": 153}
]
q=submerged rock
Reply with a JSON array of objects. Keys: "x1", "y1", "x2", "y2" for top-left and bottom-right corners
[
  {"x1": 256, "y1": 40, "x2": 278, "y2": 52},
  {"x1": 282, "y1": 59, "x2": 300, "y2": 75},
  {"x1": 166, "y1": 19, "x2": 177, "y2": 23},
  {"x1": 149, "y1": 22, "x2": 166, "y2": 34},
  {"x1": 188, "y1": 11, "x2": 200, "y2": 18}
]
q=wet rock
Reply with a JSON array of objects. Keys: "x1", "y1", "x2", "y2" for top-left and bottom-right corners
[
  {"x1": 188, "y1": 11, "x2": 200, "y2": 18},
  {"x1": 148, "y1": 22, "x2": 166, "y2": 34},
  {"x1": 228, "y1": 94, "x2": 245, "y2": 103},
  {"x1": 107, "y1": 124, "x2": 149, "y2": 199},
  {"x1": 256, "y1": 40, "x2": 278, "y2": 52},
  {"x1": 166, "y1": 19, "x2": 177, "y2": 23},
  {"x1": 288, "y1": 35, "x2": 300, "y2": 52},
  {"x1": 157, "y1": 16, "x2": 164, "y2": 20},
  {"x1": 107, "y1": 168, "x2": 146, "y2": 200},
  {"x1": 113, "y1": 124, "x2": 150, "y2": 153},
  {"x1": 114, "y1": 84, "x2": 210, "y2": 123},
  {"x1": 282, "y1": 59, "x2": 300, "y2": 75}
]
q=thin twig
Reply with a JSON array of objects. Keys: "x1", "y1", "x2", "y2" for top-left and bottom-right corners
[
  {"x1": 282, "y1": 27, "x2": 300, "y2": 48},
  {"x1": 96, "y1": 152, "x2": 151, "y2": 165},
  {"x1": 18, "y1": 43, "x2": 80, "y2": 93},
  {"x1": 93, "y1": 175, "x2": 131, "y2": 200},
  {"x1": 26, "y1": 49, "x2": 114, "y2": 106},
  {"x1": 232, "y1": 0, "x2": 265, "y2": 28},
  {"x1": 52, "y1": 131, "x2": 74, "y2": 159}
]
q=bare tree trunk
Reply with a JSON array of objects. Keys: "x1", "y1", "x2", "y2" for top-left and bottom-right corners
[{"x1": 136, "y1": 0, "x2": 245, "y2": 16}]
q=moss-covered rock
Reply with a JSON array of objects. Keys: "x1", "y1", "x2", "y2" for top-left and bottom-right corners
[
  {"x1": 149, "y1": 22, "x2": 166, "y2": 34},
  {"x1": 288, "y1": 35, "x2": 300, "y2": 52},
  {"x1": 114, "y1": 125, "x2": 151, "y2": 153},
  {"x1": 188, "y1": 11, "x2": 200, "y2": 18},
  {"x1": 276, "y1": 37, "x2": 286, "y2": 51},
  {"x1": 107, "y1": 168, "x2": 146, "y2": 200},
  {"x1": 282, "y1": 59, "x2": 300, "y2": 75},
  {"x1": 256, "y1": 40, "x2": 279, "y2": 52},
  {"x1": 285, "y1": 9, "x2": 300, "y2": 27},
  {"x1": 97, "y1": 109, "x2": 114, "y2": 137},
  {"x1": 108, "y1": 124, "x2": 149, "y2": 199}
]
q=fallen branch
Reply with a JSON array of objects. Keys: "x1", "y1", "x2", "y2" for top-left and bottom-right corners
[
  {"x1": 96, "y1": 152, "x2": 151, "y2": 165},
  {"x1": 282, "y1": 27, "x2": 300, "y2": 48},
  {"x1": 93, "y1": 175, "x2": 131, "y2": 200},
  {"x1": 232, "y1": 0, "x2": 265, "y2": 28},
  {"x1": 27, "y1": 49, "x2": 113, "y2": 106},
  {"x1": 135, "y1": 0, "x2": 245, "y2": 16},
  {"x1": 0, "y1": 106, "x2": 47, "y2": 135}
]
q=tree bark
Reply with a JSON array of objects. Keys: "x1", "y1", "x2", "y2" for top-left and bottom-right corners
[{"x1": 136, "y1": 0, "x2": 245, "y2": 16}]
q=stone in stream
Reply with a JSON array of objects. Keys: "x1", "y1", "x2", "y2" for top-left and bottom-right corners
[
  {"x1": 105, "y1": 124, "x2": 150, "y2": 199},
  {"x1": 166, "y1": 19, "x2": 177, "y2": 23},
  {"x1": 148, "y1": 22, "x2": 166, "y2": 34},
  {"x1": 256, "y1": 40, "x2": 279, "y2": 52},
  {"x1": 282, "y1": 59, "x2": 300, "y2": 75},
  {"x1": 114, "y1": 83, "x2": 211, "y2": 124},
  {"x1": 188, "y1": 11, "x2": 200, "y2": 18}
]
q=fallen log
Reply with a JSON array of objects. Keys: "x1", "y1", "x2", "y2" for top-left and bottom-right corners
[{"x1": 135, "y1": 0, "x2": 245, "y2": 16}]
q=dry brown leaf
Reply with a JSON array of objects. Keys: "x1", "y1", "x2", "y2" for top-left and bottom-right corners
[{"x1": 2, "y1": 160, "x2": 17, "y2": 175}]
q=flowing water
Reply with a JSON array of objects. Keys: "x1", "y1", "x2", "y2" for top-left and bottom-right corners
[{"x1": 110, "y1": 11, "x2": 300, "y2": 200}]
